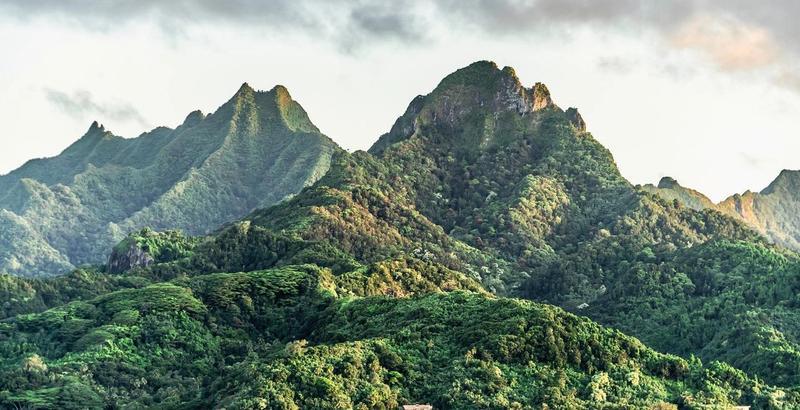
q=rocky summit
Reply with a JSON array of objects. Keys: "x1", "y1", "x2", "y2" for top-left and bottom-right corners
[{"x1": 0, "y1": 62, "x2": 798, "y2": 409}]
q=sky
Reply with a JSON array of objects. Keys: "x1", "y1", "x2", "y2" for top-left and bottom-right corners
[{"x1": 1, "y1": 1, "x2": 800, "y2": 202}]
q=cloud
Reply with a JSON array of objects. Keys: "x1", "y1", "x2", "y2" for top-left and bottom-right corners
[
  {"x1": 670, "y1": 14, "x2": 779, "y2": 71},
  {"x1": 597, "y1": 56, "x2": 638, "y2": 74},
  {"x1": 739, "y1": 151, "x2": 771, "y2": 171},
  {"x1": 427, "y1": 0, "x2": 800, "y2": 93},
  {"x1": 4, "y1": 0, "x2": 800, "y2": 90},
  {"x1": 45, "y1": 89, "x2": 151, "y2": 128},
  {"x1": 0, "y1": 0, "x2": 428, "y2": 52},
  {"x1": 334, "y1": 3, "x2": 428, "y2": 54}
]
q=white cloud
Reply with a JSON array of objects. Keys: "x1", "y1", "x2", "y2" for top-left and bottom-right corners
[
  {"x1": 45, "y1": 88, "x2": 151, "y2": 128},
  {"x1": 670, "y1": 14, "x2": 780, "y2": 71}
]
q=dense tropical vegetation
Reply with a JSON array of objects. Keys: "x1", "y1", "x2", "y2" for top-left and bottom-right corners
[
  {"x1": 2, "y1": 263, "x2": 793, "y2": 408},
  {"x1": 2, "y1": 61, "x2": 800, "y2": 408}
]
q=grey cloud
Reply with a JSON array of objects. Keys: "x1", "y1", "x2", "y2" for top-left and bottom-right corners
[
  {"x1": 430, "y1": 0, "x2": 800, "y2": 91},
  {"x1": 4, "y1": 1, "x2": 800, "y2": 88},
  {"x1": 597, "y1": 56, "x2": 638, "y2": 74},
  {"x1": 45, "y1": 89, "x2": 151, "y2": 128},
  {"x1": 430, "y1": 0, "x2": 694, "y2": 34},
  {"x1": 0, "y1": 0, "x2": 311, "y2": 27},
  {"x1": 350, "y1": 5, "x2": 424, "y2": 43},
  {"x1": 0, "y1": 0, "x2": 426, "y2": 52},
  {"x1": 337, "y1": 2, "x2": 428, "y2": 53}
]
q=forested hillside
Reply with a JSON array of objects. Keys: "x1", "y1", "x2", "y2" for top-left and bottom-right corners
[
  {"x1": 0, "y1": 84, "x2": 339, "y2": 277},
  {"x1": 1, "y1": 262, "x2": 789, "y2": 408},
  {"x1": 242, "y1": 61, "x2": 800, "y2": 392},
  {"x1": 645, "y1": 171, "x2": 800, "y2": 251},
  {"x1": 2, "y1": 61, "x2": 799, "y2": 408}
]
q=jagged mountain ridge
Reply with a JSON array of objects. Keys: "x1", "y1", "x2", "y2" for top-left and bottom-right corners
[
  {"x1": 2, "y1": 60, "x2": 799, "y2": 408},
  {"x1": 0, "y1": 84, "x2": 339, "y2": 276},
  {"x1": 222, "y1": 61, "x2": 799, "y2": 387},
  {"x1": 247, "y1": 60, "x2": 630, "y2": 293},
  {"x1": 644, "y1": 171, "x2": 800, "y2": 250}
]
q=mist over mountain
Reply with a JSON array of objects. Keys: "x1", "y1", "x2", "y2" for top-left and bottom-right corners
[{"x1": 1, "y1": 62, "x2": 798, "y2": 408}]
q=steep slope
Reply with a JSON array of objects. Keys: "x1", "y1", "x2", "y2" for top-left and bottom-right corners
[
  {"x1": 208, "y1": 61, "x2": 798, "y2": 386},
  {"x1": 0, "y1": 210, "x2": 72, "y2": 277},
  {"x1": 246, "y1": 61, "x2": 644, "y2": 292},
  {"x1": 644, "y1": 171, "x2": 800, "y2": 251},
  {"x1": 4, "y1": 61, "x2": 800, "y2": 408},
  {"x1": 641, "y1": 177, "x2": 717, "y2": 211},
  {"x1": 0, "y1": 84, "x2": 339, "y2": 277},
  {"x1": 718, "y1": 170, "x2": 800, "y2": 250}
]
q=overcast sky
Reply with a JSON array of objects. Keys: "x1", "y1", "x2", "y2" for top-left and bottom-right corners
[{"x1": 1, "y1": 0, "x2": 799, "y2": 201}]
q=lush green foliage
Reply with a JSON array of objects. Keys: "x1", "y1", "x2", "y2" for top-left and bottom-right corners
[
  {"x1": 4, "y1": 61, "x2": 800, "y2": 408},
  {"x1": 0, "y1": 268, "x2": 149, "y2": 320},
  {"x1": 0, "y1": 85, "x2": 338, "y2": 277},
  {"x1": 113, "y1": 228, "x2": 199, "y2": 264},
  {"x1": 2, "y1": 265, "x2": 789, "y2": 409},
  {"x1": 239, "y1": 61, "x2": 799, "y2": 396}
]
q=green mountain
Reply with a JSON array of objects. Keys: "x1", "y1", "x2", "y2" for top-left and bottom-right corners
[
  {"x1": 0, "y1": 84, "x2": 339, "y2": 277},
  {"x1": 226, "y1": 61, "x2": 800, "y2": 390},
  {"x1": 1, "y1": 61, "x2": 799, "y2": 408},
  {"x1": 644, "y1": 171, "x2": 800, "y2": 251},
  {"x1": 641, "y1": 177, "x2": 717, "y2": 211},
  {"x1": 717, "y1": 170, "x2": 800, "y2": 250}
]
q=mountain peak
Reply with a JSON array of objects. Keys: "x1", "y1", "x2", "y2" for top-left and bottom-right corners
[
  {"x1": 238, "y1": 82, "x2": 254, "y2": 93},
  {"x1": 77, "y1": 121, "x2": 110, "y2": 143},
  {"x1": 565, "y1": 107, "x2": 586, "y2": 131},
  {"x1": 657, "y1": 176, "x2": 680, "y2": 189},
  {"x1": 88, "y1": 121, "x2": 105, "y2": 133},
  {"x1": 228, "y1": 82, "x2": 256, "y2": 102},
  {"x1": 271, "y1": 84, "x2": 290, "y2": 95},
  {"x1": 271, "y1": 85, "x2": 293, "y2": 108},
  {"x1": 762, "y1": 169, "x2": 800, "y2": 195},
  {"x1": 219, "y1": 82, "x2": 320, "y2": 134},
  {"x1": 434, "y1": 60, "x2": 516, "y2": 94},
  {"x1": 449, "y1": 60, "x2": 500, "y2": 77},
  {"x1": 221, "y1": 83, "x2": 257, "y2": 110},
  {"x1": 430, "y1": 61, "x2": 557, "y2": 118},
  {"x1": 532, "y1": 82, "x2": 553, "y2": 111},
  {"x1": 369, "y1": 61, "x2": 564, "y2": 155},
  {"x1": 181, "y1": 110, "x2": 205, "y2": 127}
]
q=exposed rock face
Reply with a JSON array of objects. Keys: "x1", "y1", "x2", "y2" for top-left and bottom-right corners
[
  {"x1": 531, "y1": 82, "x2": 553, "y2": 111},
  {"x1": 641, "y1": 177, "x2": 716, "y2": 212},
  {"x1": 719, "y1": 192, "x2": 757, "y2": 221},
  {"x1": 565, "y1": 107, "x2": 586, "y2": 131},
  {"x1": 761, "y1": 169, "x2": 800, "y2": 195},
  {"x1": 657, "y1": 176, "x2": 679, "y2": 189},
  {"x1": 645, "y1": 171, "x2": 800, "y2": 251},
  {"x1": 369, "y1": 61, "x2": 563, "y2": 156},
  {"x1": 106, "y1": 240, "x2": 154, "y2": 274}
]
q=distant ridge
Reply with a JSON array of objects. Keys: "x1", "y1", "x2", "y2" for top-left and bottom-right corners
[
  {"x1": 0, "y1": 84, "x2": 340, "y2": 276},
  {"x1": 0, "y1": 60, "x2": 798, "y2": 408},
  {"x1": 644, "y1": 171, "x2": 800, "y2": 250}
]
